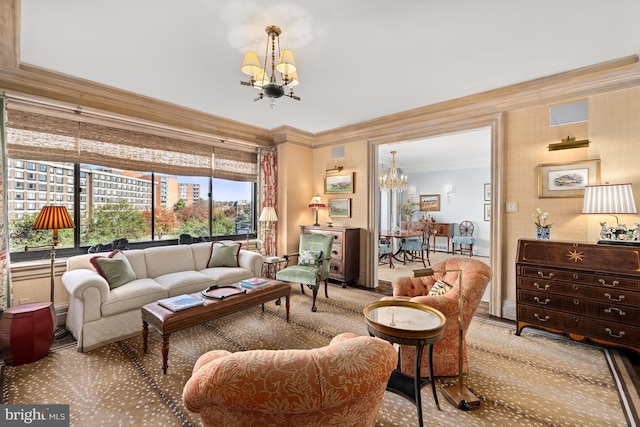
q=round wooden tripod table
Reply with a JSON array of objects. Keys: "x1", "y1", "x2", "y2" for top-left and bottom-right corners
[{"x1": 364, "y1": 300, "x2": 446, "y2": 427}]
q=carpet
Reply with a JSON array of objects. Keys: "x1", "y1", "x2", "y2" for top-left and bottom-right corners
[{"x1": 1, "y1": 285, "x2": 638, "y2": 427}]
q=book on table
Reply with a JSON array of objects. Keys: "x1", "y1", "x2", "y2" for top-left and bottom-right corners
[
  {"x1": 241, "y1": 277, "x2": 268, "y2": 288},
  {"x1": 158, "y1": 294, "x2": 204, "y2": 311}
]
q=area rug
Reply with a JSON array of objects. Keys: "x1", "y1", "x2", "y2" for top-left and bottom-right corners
[{"x1": 1, "y1": 285, "x2": 637, "y2": 426}]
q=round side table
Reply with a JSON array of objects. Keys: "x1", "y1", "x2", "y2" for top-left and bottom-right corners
[
  {"x1": 0, "y1": 302, "x2": 55, "y2": 365},
  {"x1": 364, "y1": 300, "x2": 446, "y2": 427}
]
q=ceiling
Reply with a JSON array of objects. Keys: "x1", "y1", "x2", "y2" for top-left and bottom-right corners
[{"x1": 17, "y1": 0, "x2": 640, "y2": 169}]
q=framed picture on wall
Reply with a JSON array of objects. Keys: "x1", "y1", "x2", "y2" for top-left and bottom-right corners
[
  {"x1": 484, "y1": 204, "x2": 491, "y2": 221},
  {"x1": 419, "y1": 194, "x2": 440, "y2": 211},
  {"x1": 329, "y1": 198, "x2": 351, "y2": 217},
  {"x1": 484, "y1": 183, "x2": 491, "y2": 201},
  {"x1": 325, "y1": 173, "x2": 354, "y2": 194},
  {"x1": 538, "y1": 159, "x2": 600, "y2": 198}
]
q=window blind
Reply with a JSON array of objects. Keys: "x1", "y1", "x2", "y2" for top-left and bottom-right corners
[{"x1": 213, "y1": 147, "x2": 257, "y2": 182}]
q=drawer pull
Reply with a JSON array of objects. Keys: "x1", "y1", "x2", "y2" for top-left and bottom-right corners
[
  {"x1": 331, "y1": 250, "x2": 338, "y2": 255},
  {"x1": 534, "y1": 313, "x2": 550, "y2": 322},
  {"x1": 605, "y1": 328, "x2": 625, "y2": 339},
  {"x1": 572, "y1": 273, "x2": 579, "y2": 279},
  {"x1": 537, "y1": 271, "x2": 554, "y2": 279},
  {"x1": 598, "y1": 278, "x2": 619, "y2": 288},
  {"x1": 533, "y1": 282, "x2": 550, "y2": 290},
  {"x1": 533, "y1": 297, "x2": 550, "y2": 305},
  {"x1": 604, "y1": 293, "x2": 625, "y2": 302},
  {"x1": 572, "y1": 284, "x2": 579, "y2": 290},
  {"x1": 604, "y1": 307, "x2": 626, "y2": 316}
]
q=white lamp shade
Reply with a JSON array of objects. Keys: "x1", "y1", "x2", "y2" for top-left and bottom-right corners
[
  {"x1": 252, "y1": 68, "x2": 269, "y2": 88},
  {"x1": 259, "y1": 206, "x2": 278, "y2": 222},
  {"x1": 241, "y1": 51, "x2": 262, "y2": 76},
  {"x1": 287, "y1": 71, "x2": 299, "y2": 88},
  {"x1": 582, "y1": 183, "x2": 637, "y2": 215},
  {"x1": 276, "y1": 50, "x2": 297, "y2": 75}
]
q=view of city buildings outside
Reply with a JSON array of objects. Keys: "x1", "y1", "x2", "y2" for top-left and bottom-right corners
[{"x1": 6, "y1": 159, "x2": 253, "y2": 253}]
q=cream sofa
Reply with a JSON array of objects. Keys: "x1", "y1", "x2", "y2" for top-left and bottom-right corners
[{"x1": 62, "y1": 242, "x2": 263, "y2": 352}]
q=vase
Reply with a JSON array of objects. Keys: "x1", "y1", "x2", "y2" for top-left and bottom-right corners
[{"x1": 536, "y1": 227, "x2": 550, "y2": 240}]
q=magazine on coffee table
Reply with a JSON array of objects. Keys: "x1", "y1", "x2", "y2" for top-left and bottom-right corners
[
  {"x1": 158, "y1": 294, "x2": 204, "y2": 312},
  {"x1": 241, "y1": 277, "x2": 268, "y2": 289}
]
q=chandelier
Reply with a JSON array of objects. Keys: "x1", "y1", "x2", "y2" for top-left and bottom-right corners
[
  {"x1": 240, "y1": 25, "x2": 300, "y2": 109},
  {"x1": 379, "y1": 151, "x2": 407, "y2": 192}
]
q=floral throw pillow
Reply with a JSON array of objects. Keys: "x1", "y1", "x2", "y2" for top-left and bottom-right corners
[
  {"x1": 298, "y1": 249, "x2": 322, "y2": 266},
  {"x1": 427, "y1": 279, "x2": 452, "y2": 296}
]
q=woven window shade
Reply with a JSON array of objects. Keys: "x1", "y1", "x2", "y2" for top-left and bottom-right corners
[
  {"x1": 78, "y1": 123, "x2": 213, "y2": 176},
  {"x1": 213, "y1": 147, "x2": 257, "y2": 182},
  {"x1": 6, "y1": 110, "x2": 80, "y2": 163}
]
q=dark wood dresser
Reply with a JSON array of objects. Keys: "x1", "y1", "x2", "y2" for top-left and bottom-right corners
[
  {"x1": 300, "y1": 225, "x2": 360, "y2": 287},
  {"x1": 431, "y1": 222, "x2": 454, "y2": 254},
  {"x1": 516, "y1": 238, "x2": 640, "y2": 353}
]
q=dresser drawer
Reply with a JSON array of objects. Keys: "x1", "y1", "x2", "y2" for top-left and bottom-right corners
[
  {"x1": 518, "y1": 277, "x2": 640, "y2": 306},
  {"x1": 518, "y1": 265, "x2": 640, "y2": 291},
  {"x1": 330, "y1": 260, "x2": 344, "y2": 276},
  {"x1": 305, "y1": 229, "x2": 343, "y2": 244},
  {"x1": 330, "y1": 245, "x2": 343, "y2": 260}
]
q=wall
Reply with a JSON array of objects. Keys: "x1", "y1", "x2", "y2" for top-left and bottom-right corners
[{"x1": 403, "y1": 166, "x2": 491, "y2": 256}]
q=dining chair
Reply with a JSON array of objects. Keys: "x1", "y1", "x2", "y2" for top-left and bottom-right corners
[{"x1": 400, "y1": 224, "x2": 431, "y2": 267}]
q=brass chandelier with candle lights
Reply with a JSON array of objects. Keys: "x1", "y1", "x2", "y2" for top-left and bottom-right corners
[{"x1": 240, "y1": 25, "x2": 300, "y2": 109}]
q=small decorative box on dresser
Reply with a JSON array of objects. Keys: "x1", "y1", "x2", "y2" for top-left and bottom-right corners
[
  {"x1": 300, "y1": 225, "x2": 360, "y2": 287},
  {"x1": 516, "y1": 239, "x2": 640, "y2": 354}
]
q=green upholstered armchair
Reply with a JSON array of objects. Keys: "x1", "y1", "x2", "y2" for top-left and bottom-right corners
[{"x1": 276, "y1": 233, "x2": 334, "y2": 312}]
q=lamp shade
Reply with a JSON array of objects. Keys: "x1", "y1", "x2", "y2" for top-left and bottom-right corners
[
  {"x1": 241, "y1": 51, "x2": 262, "y2": 77},
  {"x1": 582, "y1": 184, "x2": 637, "y2": 215},
  {"x1": 276, "y1": 50, "x2": 297, "y2": 75},
  {"x1": 308, "y1": 196, "x2": 326, "y2": 209},
  {"x1": 259, "y1": 206, "x2": 278, "y2": 223},
  {"x1": 32, "y1": 206, "x2": 74, "y2": 230}
]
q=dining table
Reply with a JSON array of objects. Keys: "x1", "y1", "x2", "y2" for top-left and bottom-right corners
[{"x1": 379, "y1": 229, "x2": 423, "y2": 266}]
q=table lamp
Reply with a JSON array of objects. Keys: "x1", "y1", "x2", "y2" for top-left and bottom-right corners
[
  {"x1": 414, "y1": 266, "x2": 481, "y2": 411},
  {"x1": 308, "y1": 195, "x2": 325, "y2": 226},
  {"x1": 582, "y1": 183, "x2": 637, "y2": 242},
  {"x1": 28, "y1": 206, "x2": 75, "y2": 339}
]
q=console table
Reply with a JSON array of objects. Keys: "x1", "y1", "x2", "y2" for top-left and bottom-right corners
[
  {"x1": 431, "y1": 222, "x2": 454, "y2": 254},
  {"x1": 516, "y1": 239, "x2": 640, "y2": 353}
]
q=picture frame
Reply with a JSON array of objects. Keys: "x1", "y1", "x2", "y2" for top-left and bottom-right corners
[
  {"x1": 419, "y1": 194, "x2": 440, "y2": 211},
  {"x1": 484, "y1": 183, "x2": 491, "y2": 201},
  {"x1": 328, "y1": 198, "x2": 351, "y2": 218},
  {"x1": 484, "y1": 204, "x2": 491, "y2": 221},
  {"x1": 538, "y1": 159, "x2": 601, "y2": 198},
  {"x1": 325, "y1": 172, "x2": 354, "y2": 194}
]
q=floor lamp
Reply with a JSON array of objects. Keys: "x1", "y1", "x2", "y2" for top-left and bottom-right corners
[
  {"x1": 26, "y1": 206, "x2": 75, "y2": 339},
  {"x1": 414, "y1": 267, "x2": 481, "y2": 411}
]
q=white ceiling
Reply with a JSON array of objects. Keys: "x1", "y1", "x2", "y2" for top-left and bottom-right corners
[{"x1": 17, "y1": 0, "x2": 640, "y2": 169}]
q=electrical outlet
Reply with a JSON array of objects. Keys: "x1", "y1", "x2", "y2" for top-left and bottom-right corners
[{"x1": 506, "y1": 202, "x2": 518, "y2": 212}]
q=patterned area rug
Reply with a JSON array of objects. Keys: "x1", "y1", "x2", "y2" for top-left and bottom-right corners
[{"x1": 1, "y1": 285, "x2": 638, "y2": 426}]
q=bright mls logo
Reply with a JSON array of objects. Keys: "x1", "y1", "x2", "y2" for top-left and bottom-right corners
[{"x1": 1, "y1": 405, "x2": 69, "y2": 426}]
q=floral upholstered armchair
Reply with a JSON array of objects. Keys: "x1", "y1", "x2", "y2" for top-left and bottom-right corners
[
  {"x1": 382, "y1": 257, "x2": 492, "y2": 377},
  {"x1": 182, "y1": 332, "x2": 398, "y2": 427}
]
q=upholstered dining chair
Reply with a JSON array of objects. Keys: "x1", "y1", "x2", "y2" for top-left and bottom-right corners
[
  {"x1": 452, "y1": 220, "x2": 475, "y2": 256},
  {"x1": 381, "y1": 257, "x2": 492, "y2": 377},
  {"x1": 276, "y1": 233, "x2": 334, "y2": 312},
  {"x1": 182, "y1": 332, "x2": 398, "y2": 427},
  {"x1": 400, "y1": 223, "x2": 431, "y2": 267},
  {"x1": 378, "y1": 233, "x2": 394, "y2": 268}
]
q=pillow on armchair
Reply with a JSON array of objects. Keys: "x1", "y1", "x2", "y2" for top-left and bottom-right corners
[{"x1": 298, "y1": 249, "x2": 322, "y2": 266}]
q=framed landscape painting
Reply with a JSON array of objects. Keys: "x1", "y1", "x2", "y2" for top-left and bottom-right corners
[
  {"x1": 419, "y1": 194, "x2": 440, "y2": 211},
  {"x1": 325, "y1": 173, "x2": 354, "y2": 194},
  {"x1": 538, "y1": 159, "x2": 600, "y2": 198},
  {"x1": 329, "y1": 198, "x2": 351, "y2": 217}
]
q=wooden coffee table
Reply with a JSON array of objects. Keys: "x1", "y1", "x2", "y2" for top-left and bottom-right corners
[{"x1": 141, "y1": 278, "x2": 290, "y2": 374}]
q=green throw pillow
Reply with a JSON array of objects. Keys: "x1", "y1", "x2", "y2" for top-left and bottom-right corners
[
  {"x1": 208, "y1": 242, "x2": 241, "y2": 267},
  {"x1": 428, "y1": 279, "x2": 452, "y2": 296},
  {"x1": 298, "y1": 249, "x2": 322, "y2": 266},
  {"x1": 90, "y1": 250, "x2": 136, "y2": 289}
]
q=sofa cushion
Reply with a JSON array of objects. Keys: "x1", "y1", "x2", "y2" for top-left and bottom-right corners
[
  {"x1": 428, "y1": 279, "x2": 452, "y2": 296},
  {"x1": 145, "y1": 245, "x2": 196, "y2": 278},
  {"x1": 101, "y1": 278, "x2": 167, "y2": 317},
  {"x1": 199, "y1": 267, "x2": 254, "y2": 286},
  {"x1": 208, "y1": 242, "x2": 241, "y2": 268},
  {"x1": 154, "y1": 271, "x2": 213, "y2": 296},
  {"x1": 90, "y1": 250, "x2": 136, "y2": 289}
]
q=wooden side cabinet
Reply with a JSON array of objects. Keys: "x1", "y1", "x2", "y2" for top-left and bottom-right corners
[
  {"x1": 300, "y1": 226, "x2": 360, "y2": 287},
  {"x1": 516, "y1": 238, "x2": 640, "y2": 354},
  {"x1": 431, "y1": 222, "x2": 454, "y2": 254}
]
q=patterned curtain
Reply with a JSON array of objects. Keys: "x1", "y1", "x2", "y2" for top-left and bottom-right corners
[
  {"x1": 258, "y1": 147, "x2": 277, "y2": 255},
  {"x1": 0, "y1": 97, "x2": 12, "y2": 310}
]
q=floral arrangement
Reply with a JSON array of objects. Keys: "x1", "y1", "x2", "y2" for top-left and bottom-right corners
[
  {"x1": 399, "y1": 199, "x2": 419, "y2": 216},
  {"x1": 532, "y1": 208, "x2": 552, "y2": 229}
]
